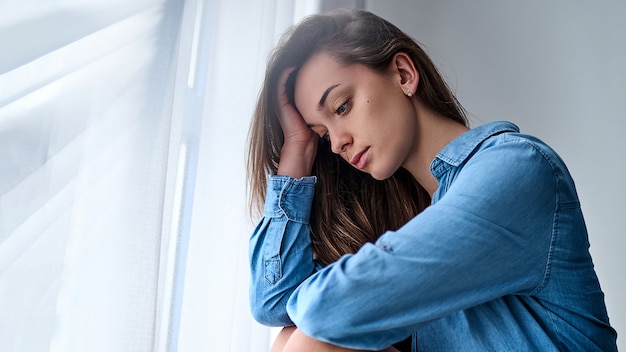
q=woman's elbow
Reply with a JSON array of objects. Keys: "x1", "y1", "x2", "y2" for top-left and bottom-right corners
[
  {"x1": 251, "y1": 307, "x2": 292, "y2": 327},
  {"x1": 250, "y1": 292, "x2": 294, "y2": 327}
]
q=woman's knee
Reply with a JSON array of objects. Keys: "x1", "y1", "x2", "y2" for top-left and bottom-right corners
[
  {"x1": 270, "y1": 326, "x2": 297, "y2": 352},
  {"x1": 275, "y1": 327, "x2": 399, "y2": 352},
  {"x1": 281, "y1": 329, "x2": 374, "y2": 352}
]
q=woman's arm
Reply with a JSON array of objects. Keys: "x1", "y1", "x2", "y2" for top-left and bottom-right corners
[
  {"x1": 249, "y1": 175, "x2": 317, "y2": 326},
  {"x1": 249, "y1": 67, "x2": 322, "y2": 326},
  {"x1": 285, "y1": 136, "x2": 559, "y2": 349}
]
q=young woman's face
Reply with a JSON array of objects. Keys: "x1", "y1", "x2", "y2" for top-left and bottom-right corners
[{"x1": 294, "y1": 52, "x2": 418, "y2": 180}]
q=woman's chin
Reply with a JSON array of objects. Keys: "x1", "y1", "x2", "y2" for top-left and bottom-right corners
[{"x1": 368, "y1": 169, "x2": 394, "y2": 181}]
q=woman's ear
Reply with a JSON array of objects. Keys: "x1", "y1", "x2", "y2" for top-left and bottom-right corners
[{"x1": 392, "y1": 52, "x2": 419, "y2": 97}]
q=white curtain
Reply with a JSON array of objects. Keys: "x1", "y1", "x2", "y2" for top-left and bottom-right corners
[
  {"x1": 0, "y1": 0, "x2": 184, "y2": 351},
  {"x1": 0, "y1": 0, "x2": 318, "y2": 351}
]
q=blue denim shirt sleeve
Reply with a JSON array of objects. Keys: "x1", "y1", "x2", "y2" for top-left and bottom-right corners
[
  {"x1": 286, "y1": 136, "x2": 560, "y2": 349},
  {"x1": 249, "y1": 175, "x2": 317, "y2": 326}
]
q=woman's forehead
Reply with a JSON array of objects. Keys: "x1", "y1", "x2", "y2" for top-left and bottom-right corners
[
  {"x1": 297, "y1": 53, "x2": 344, "y2": 86},
  {"x1": 294, "y1": 53, "x2": 360, "y2": 106}
]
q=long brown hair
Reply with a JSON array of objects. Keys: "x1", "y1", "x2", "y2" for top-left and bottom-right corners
[{"x1": 247, "y1": 10, "x2": 468, "y2": 266}]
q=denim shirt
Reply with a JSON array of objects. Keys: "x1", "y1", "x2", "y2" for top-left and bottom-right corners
[{"x1": 249, "y1": 121, "x2": 617, "y2": 351}]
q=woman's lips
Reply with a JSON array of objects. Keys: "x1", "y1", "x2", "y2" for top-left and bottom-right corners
[{"x1": 350, "y1": 147, "x2": 369, "y2": 169}]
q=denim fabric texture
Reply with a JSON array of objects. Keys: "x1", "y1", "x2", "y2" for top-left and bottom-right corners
[{"x1": 249, "y1": 121, "x2": 618, "y2": 351}]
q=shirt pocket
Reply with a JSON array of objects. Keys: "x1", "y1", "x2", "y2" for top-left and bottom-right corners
[{"x1": 263, "y1": 218, "x2": 288, "y2": 284}]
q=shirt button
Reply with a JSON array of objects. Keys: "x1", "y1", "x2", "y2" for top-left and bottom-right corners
[{"x1": 379, "y1": 241, "x2": 392, "y2": 252}]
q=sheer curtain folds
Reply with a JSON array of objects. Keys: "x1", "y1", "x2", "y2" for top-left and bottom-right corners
[
  {"x1": 0, "y1": 0, "x2": 183, "y2": 351},
  {"x1": 0, "y1": 0, "x2": 318, "y2": 351}
]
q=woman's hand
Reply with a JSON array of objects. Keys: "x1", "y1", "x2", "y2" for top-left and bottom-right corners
[{"x1": 276, "y1": 67, "x2": 320, "y2": 179}]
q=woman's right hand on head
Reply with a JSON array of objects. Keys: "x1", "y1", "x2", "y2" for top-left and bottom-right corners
[{"x1": 276, "y1": 68, "x2": 319, "y2": 179}]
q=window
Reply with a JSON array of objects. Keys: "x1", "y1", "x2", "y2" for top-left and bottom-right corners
[{"x1": 0, "y1": 1, "x2": 318, "y2": 351}]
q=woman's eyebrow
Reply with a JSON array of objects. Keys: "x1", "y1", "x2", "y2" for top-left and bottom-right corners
[{"x1": 317, "y1": 84, "x2": 340, "y2": 111}]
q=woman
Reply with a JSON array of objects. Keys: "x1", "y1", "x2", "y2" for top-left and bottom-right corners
[{"x1": 247, "y1": 9, "x2": 617, "y2": 352}]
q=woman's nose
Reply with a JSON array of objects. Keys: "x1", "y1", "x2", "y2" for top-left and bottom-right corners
[{"x1": 329, "y1": 132, "x2": 351, "y2": 155}]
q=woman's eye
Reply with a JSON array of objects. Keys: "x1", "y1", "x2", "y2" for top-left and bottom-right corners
[{"x1": 335, "y1": 100, "x2": 351, "y2": 116}]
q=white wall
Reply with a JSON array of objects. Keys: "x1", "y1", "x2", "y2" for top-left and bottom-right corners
[{"x1": 367, "y1": 0, "x2": 625, "y2": 348}]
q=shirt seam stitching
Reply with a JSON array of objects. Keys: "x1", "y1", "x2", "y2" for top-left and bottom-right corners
[{"x1": 521, "y1": 139, "x2": 559, "y2": 296}]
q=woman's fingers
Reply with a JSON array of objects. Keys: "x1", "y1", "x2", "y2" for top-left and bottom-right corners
[
  {"x1": 276, "y1": 67, "x2": 295, "y2": 111},
  {"x1": 276, "y1": 68, "x2": 314, "y2": 140}
]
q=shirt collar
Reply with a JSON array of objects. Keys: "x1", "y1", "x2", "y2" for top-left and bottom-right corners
[{"x1": 430, "y1": 121, "x2": 519, "y2": 176}]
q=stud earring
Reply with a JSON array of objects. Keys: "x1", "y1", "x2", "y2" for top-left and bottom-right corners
[{"x1": 406, "y1": 89, "x2": 413, "y2": 97}]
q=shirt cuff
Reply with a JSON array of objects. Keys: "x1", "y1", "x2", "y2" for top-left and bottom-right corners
[{"x1": 264, "y1": 174, "x2": 316, "y2": 223}]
